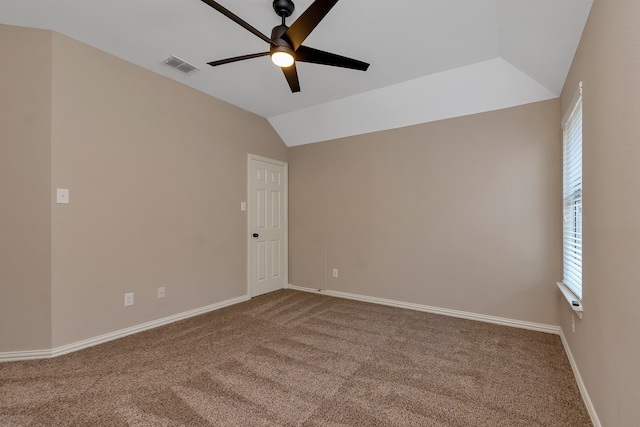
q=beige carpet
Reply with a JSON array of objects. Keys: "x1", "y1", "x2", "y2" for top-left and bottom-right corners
[{"x1": 0, "y1": 290, "x2": 591, "y2": 426}]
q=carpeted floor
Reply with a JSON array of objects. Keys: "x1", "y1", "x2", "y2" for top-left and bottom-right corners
[{"x1": 0, "y1": 290, "x2": 591, "y2": 426}]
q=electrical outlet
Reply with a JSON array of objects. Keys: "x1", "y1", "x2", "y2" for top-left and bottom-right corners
[
  {"x1": 572, "y1": 314, "x2": 575, "y2": 334},
  {"x1": 158, "y1": 287, "x2": 166, "y2": 299},
  {"x1": 124, "y1": 292, "x2": 134, "y2": 307},
  {"x1": 332, "y1": 268, "x2": 338, "y2": 278}
]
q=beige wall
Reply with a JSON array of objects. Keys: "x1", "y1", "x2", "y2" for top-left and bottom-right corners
[
  {"x1": 559, "y1": 1, "x2": 640, "y2": 425},
  {"x1": 289, "y1": 99, "x2": 562, "y2": 326},
  {"x1": 49, "y1": 33, "x2": 287, "y2": 347},
  {"x1": 0, "y1": 25, "x2": 52, "y2": 352},
  {"x1": 0, "y1": 24, "x2": 287, "y2": 351}
]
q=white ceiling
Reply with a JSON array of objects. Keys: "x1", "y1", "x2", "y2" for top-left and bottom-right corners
[{"x1": 0, "y1": 0, "x2": 593, "y2": 146}]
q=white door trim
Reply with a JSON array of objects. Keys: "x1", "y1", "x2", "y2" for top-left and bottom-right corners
[{"x1": 247, "y1": 154, "x2": 288, "y2": 297}]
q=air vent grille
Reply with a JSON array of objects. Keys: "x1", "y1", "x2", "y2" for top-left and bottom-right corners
[{"x1": 164, "y1": 56, "x2": 199, "y2": 74}]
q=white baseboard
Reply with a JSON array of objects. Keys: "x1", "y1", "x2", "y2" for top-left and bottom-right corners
[
  {"x1": 287, "y1": 284, "x2": 560, "y2": 334},
  {"x1": 0, "y1": 348, "x2": 52, "y2": 363},
  {"x1": 0, "y1": 294, "x2": 250, "y2": 363},
  {"x1": 559, "y1": 329, "x2": 602, "y2": 427}
]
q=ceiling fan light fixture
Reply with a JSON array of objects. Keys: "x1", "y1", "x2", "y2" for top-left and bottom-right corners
[{"x1": 271, "y1": 46, "x2": 295, "y2": 68}]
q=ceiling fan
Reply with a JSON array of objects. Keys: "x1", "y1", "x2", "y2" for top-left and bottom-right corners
[{"x1": 200, "y1": 0, "x2": 370, "y2": 93}]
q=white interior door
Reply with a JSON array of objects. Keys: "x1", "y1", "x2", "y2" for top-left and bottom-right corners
[{"x1": 248, "y1": 155, "x2": 287, "y2": 297}]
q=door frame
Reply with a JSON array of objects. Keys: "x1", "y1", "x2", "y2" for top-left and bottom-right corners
[{"x1": 246, "y1": 154, "x2": 289, "y2": 297}]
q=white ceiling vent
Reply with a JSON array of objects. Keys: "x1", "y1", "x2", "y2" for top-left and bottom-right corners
[{"x1": 163, "y1": 55, "x2": 199, "y2": 74}]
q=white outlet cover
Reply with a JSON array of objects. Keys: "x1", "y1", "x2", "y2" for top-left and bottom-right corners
[
  {"x1": 56, "y1": 188, "x2": 69, "y2": 204},
  {"x1": 241, "y1": 202, "x2": 247, "y2": 212}
]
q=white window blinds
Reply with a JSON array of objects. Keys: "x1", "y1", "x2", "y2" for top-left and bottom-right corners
[{"x1": 562, "y1": 82, "x2": 583, "y2": 299}]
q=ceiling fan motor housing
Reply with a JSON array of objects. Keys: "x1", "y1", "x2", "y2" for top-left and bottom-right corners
[
  {"x1": 273, "y1": 0, "x2": 295, "y2": 17},
  {"x1": 271, "y1": 24, "x2": 289, "y2": 43},
  {"x1": 270, "y1": 24, "x2": 295, "y2": 57}
]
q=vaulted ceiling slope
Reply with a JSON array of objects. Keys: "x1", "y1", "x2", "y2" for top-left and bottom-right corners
[{"x1": 0, "y1": 0, "x2": 593, "y2": 146}]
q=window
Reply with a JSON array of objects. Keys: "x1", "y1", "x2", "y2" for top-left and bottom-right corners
[{"x1": 562, "y1": 82, "x2": 583, "y2": 299}]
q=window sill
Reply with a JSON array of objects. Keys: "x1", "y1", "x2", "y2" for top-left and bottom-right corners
[{"x1": 556, "y1": 282, "x2": 583, "y2": 319}]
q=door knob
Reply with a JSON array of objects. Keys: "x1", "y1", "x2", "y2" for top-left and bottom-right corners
[{"x1": 252, "y1": 233, "x2": 259, "y2": 238}]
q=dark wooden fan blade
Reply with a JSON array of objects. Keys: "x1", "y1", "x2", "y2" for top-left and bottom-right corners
[
  {"x1": 295, "y1": 45, "x2": 369, "y2": 71},
  {"x1": 284, "y1": 0, "x2": 339, "y2": 50},
  {"x1": 282, "y1": 63, "x2": 301, "y2": 93},
  {"x1": 207, "y1": 52, "x2": 270, "y2": 67},
  {"x1": 200, "y1": 0, "x2": 274, "y2": 45}
]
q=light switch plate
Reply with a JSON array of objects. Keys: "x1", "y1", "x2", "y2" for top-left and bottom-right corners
[
  {"x1": 124, "y1": 292, "x2": 134, "y2": 307},
  {"x1": 56, "y1": 188, "x2": 69, "y2": 204},
  {"x1": 241, "y1": 201, "x2": 247, "y2": 211}
]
